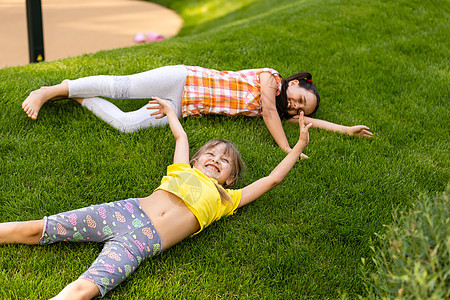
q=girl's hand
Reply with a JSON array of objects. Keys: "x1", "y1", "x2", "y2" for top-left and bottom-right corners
[
  {"x1": 296, "y1": 111, "x2": 313, "y2": 149},
  {"x1": 347, "y1": 125, "x2": 373, "y2": 137},
  {"x1": 147, "y1": 98, "x2": 189, "y2": 164},
  {"x1": 147, "y1": 97, "x2": 174, "y2": 119},
  {"x1": 239, "y1": 113, "x2": 312, "y2": 208}
]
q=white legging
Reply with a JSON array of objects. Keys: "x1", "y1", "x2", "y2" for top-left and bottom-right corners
[{"x1": 68, "y1": 65, "x2": 187, "y2": 133}]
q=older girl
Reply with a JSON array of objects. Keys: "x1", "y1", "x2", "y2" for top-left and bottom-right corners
[
  {"x1": 22, "y1": 65, "x2": 371, "y2": 153},
  {"x1": 7, "y1": 97, "x2": 312, "y2": 299}
]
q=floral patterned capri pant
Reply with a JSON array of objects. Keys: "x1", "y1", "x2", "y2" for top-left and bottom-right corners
[{"x1": 39, "y1": 198, "x2": 162, "y2": 297}]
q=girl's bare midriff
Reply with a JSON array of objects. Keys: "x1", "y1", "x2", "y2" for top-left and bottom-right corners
[{"x1": 138, "y1": 190, "x2": 200, "y2": 250}]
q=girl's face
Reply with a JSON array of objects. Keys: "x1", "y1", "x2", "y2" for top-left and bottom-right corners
[
  {"x1": 192, "y1": 143, "x2": 234, "y2": 186},
  {"x1": 286, "y1": 80, "x2": 317, "y2": 116}
]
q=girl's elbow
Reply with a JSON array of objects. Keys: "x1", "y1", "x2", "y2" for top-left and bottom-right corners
[
  {"x1": 262, "y1": 111, "x2": 271, "y2": 120},
  {"x1": 268, "y1": 178, "x2": 281, "y2": 188},
  {"x1": 262, "y1": 107, "x2": 278, "y2": 119},
  {"x1": 175, "y1": 132, "x2": 188, "y2": 140}
]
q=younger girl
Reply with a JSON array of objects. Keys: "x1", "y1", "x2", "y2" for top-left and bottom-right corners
[
  {"x1": 22, "y1": 65, "x2": 372, "y2": 153},
  {"x1": 6, "y1": 97, "x2": 312, "y2": 299}
]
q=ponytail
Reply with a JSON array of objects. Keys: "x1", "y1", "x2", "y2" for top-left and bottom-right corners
[{"x1": 214, "y1": 183, "x2": 232, "y2": 205}]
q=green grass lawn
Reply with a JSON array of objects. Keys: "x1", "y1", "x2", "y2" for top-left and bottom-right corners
[{"x1": 0, "y1": 0, "x2": 448, "y2": 298}]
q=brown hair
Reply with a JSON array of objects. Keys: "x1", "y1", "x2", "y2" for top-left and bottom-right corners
[{"x1": 190, "y1": 139, "x2": 244, "y2": 204}]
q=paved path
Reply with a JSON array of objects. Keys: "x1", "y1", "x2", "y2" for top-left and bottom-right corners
[{"x1": 0, "y1": 0, "x2": 183, "y2": 68}]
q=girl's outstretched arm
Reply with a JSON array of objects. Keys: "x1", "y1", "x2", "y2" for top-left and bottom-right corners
[
  {"x1": 260, "y1": 72, "x2": 292, "y2": 153},
  {"x1": 148, "y1": 97, "x2": 190, "y2": 164},
  {"x1": 288, "y1": 116, "x2": 373, "y2": 137},
  {"x1": 238, "y1": 112, "x2": 312, "y2": 208}
]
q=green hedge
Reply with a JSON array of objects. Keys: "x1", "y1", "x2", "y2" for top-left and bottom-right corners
[{"x1": 362, "y1": 188, "x2": 449, "y2": 299}]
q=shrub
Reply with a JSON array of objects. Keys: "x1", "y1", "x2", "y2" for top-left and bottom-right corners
[{"x1": 361, "y1": 187, "x2": 449, "y2": 299}]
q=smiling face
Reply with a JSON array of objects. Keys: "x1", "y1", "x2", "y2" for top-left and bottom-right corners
[
  {"x1": 285, "y1": 80, "x2": 318, "y2": 116},
  {"x1": 192, "y1": 143, "x2": 235, "y2": 186}
]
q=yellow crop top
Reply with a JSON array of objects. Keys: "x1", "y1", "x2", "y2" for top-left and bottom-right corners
[{"x1": 156, "y1": 163, "x2": 242, "y2": 234}]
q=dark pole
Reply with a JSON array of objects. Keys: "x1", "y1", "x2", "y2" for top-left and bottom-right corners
[{"x1": 26, "y1": 0, "x2": 45, "y2": 63}]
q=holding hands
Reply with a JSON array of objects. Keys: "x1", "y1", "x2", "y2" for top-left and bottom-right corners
[
  {"x1": 238, "y1": 111, "x2": 312, "y2": 207},
  {"x1": 294, "y1": 111, "x2": 313, "y2": 156}
]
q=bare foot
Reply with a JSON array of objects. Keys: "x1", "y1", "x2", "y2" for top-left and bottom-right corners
[
  {"x1": 22, "y1": 81, "x2": 69, "y2": 120},
  {"x1": 22, "y1": 87, "x2": 54, "y2": 120}
]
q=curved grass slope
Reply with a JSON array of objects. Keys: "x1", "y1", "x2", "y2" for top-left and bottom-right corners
[{"x1": 0, "y1": 0, "x2": 448, "y2": 298}]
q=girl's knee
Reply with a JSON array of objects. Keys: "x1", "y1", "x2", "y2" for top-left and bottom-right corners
[
  {"x1": 53, "y1": 279, "x2": 100, "y2": 300},
  {"x1": 70, "y1": 279, "x2": 100, "y2": 300}
]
